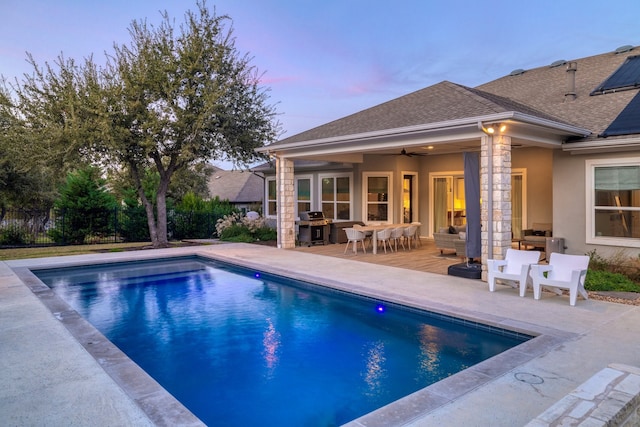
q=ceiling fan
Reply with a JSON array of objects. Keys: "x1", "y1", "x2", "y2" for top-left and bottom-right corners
[{"x1": 390, "y1": 148, "x2": 428, "y2": 157}]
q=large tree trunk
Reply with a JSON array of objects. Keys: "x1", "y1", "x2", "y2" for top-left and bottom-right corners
[
  {"x1": 150, "y1": 171, "x2": 171, "y2": 248},
  {"x1": 153, "y1": 187, "x2": 169, "y2": 248}
]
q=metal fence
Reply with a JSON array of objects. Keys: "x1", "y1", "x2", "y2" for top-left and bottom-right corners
[{"x1": 0, "y1": 207, "x2": 224, "y2": 247}]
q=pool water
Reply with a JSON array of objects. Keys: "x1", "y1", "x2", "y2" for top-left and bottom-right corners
[{"x1": 36, "y1": 257, "x2": 528, "y2": 426}]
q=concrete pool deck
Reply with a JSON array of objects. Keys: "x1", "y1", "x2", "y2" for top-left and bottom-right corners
[{"x1": 1, "y1": 243, "x2": 639, "y2": 426}]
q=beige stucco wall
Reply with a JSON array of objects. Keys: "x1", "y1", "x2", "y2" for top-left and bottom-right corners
[
  {"x1": 512, "y1": 147, "x2": 553, "y2": 229},
  {"x1": 554, "y1": 149, "x2": 640, "y2": 257}
]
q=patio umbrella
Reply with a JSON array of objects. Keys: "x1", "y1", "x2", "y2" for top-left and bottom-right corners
[{"x1": 463, "y1": 152, "x2": 481, "y2": 260}]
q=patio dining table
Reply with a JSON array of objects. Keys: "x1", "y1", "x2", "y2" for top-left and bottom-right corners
[{"x1": 355, "y1": 223, "x2": 417, "y2": 254}]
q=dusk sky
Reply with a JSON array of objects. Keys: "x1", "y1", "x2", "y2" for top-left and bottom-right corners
[{"x1": 2, "y1": 1, "x2": 639, "y2": 152}]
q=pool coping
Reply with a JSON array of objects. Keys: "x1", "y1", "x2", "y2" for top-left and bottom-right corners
[{"x1": 9, "y1": 249, "x2": 577, "y2": 427}]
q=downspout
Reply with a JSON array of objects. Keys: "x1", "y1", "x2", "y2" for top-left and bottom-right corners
[{"x1": 478, "y1": 122, "x2": 493, "y2": 258}]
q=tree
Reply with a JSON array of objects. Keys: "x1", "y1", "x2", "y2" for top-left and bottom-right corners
[
  {"x1": 7, "y1": 1, "x2": 279, "y2": 248},
  {"x1": 49, "y1": 167, "x2": 117, "y2": 244},
  {"x1": 92, "y1": 2, "x2": 279, "y2": 247},
  {"x1": 0, "y1": 82, "x2": 58, "y2": 211}
]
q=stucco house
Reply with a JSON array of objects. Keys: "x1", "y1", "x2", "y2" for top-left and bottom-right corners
[{"x1": 256, "y1": 45, "x2": 640, "y2": 266}]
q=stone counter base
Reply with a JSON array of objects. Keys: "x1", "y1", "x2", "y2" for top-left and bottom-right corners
[{"x1": 526, "y1": 364, "x2": 640, "y2": 426}]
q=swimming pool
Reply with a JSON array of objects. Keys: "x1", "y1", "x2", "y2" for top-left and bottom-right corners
[{"x1": 35, "y1": 256, "x2": 529, "y2": 426}]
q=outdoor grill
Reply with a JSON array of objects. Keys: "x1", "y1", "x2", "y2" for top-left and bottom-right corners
[{"x1": 297, "y1": 211, "x2": 331, "y2": 246}]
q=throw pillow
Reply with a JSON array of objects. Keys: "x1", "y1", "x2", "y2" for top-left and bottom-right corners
[{"x1": 448, "y1": 225, "x2": 457, "y2": 234}]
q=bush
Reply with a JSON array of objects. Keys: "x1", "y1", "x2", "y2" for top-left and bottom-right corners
[
  {"x1": 216, "y1": 213, "x2": 276, "y2": 243},
  {"x1": 255, "y1": 226, "x2": 277, "y2": 241},
  {"x1": 0, "y1": 227, "x2": 31, "y2": 245},
  {"x1": 587, "y1": 249, "x2": 640, "y2": 292},
  {"x1": 585, "y1": 270, "x2": 640, "y2": 293},
  {"x1": 219, "y1": 223, "x2": 249, "y2": 240},
  {"x1": 48, "y1": 167, "x2": 117, "y2": 244}
]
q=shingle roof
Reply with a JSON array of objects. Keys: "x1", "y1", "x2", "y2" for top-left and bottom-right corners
[
  {"x1": 477, "y1": 48, "x2": 639, "y2": 138},
  {"x1": 273, "y1": 46, "x2": 639, "y2": 146},
  {"x1": 277, "y1": 81, "x2": 564, "y2": 145},
  {"x1": 207, "y1": 170, "x2": 263, "y2": 203}
]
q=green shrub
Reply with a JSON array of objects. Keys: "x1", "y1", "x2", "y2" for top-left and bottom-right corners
[
  {"x1": 585, "y1": 270, "x2": 640, "y2": 293},
  {"x1": 0, "y1": 227, "x2": 31, "y2": 245},
  {"x1": 586, "y1": 249, "x2": 640, "y2": 292},
  {"x1": 48, "y1": 167, "x2": 117, "y2": 244},
  {"x1": 255, "y1": 226, "x2": 277, "y2": 241},
  {"x1": 219, "y1": 223, "x2": 248, "y2": 240},
  {"x1": 225, "y1": 233, "x2": 255, "y2": 243}
]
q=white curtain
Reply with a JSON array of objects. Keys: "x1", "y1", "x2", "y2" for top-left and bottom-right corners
[
  {"x1": 512, "y1": 175, "x2": 523, "y2": 239},
  {"x1": 433, "y1": 178, "x2": 449, "y2": 232}
]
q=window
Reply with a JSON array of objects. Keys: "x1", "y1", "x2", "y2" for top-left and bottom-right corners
[
  {"x1": 586, "y1": 159, "x2": 640, "y2": 247},
  {"x1": 363, "y1": 172, "x2": 392, "y2": 223},
  {"x1": 430, "y1": 170, "x2": 526, "y2": 236},
  {"x1": 266, "y1": 178, "x2": 277, "y2": 217},
  {"x1": 319, "y1": 173, "x2": 352, "y2": 220},
  {"x1": 295, "y1": 176, "x2": 312, "y2": 218}
]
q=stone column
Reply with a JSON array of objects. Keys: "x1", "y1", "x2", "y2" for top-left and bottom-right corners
[
  {"x1": 276, "y1": 156, "x2": 296, "y2": 249},
  {"x1": 480, "y1": 134, "x2": 512, "y2": 279}
]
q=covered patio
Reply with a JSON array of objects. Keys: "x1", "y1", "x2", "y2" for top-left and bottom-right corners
[{"x1": 294, "y1": 237, "x2": 480, "y2": 276}]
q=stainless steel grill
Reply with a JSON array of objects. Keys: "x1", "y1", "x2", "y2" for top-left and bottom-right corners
[{"x1": 297, "y1": 211, "x2": 331, "y2": 246}]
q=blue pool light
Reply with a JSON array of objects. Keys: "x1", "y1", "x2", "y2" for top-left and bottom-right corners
[
  {"x1": 376, "y1": 304, "x2": 386, "y2": 313},
  {"x1": 254, "y1": 272, "x2": 261, "y2": 278}
]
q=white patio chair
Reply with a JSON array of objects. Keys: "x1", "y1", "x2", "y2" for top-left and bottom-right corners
[
  {"x1": 411, "y1": 222, "x2": 422, "y2": 247},
  {"x1": 343, "y1": 228, "x2": 367, "y2": 254},
  {"x1": 530, "y1": 253, "x2": 590, "y2": 306},
  {"x1": 487, "y1": 249, "x2": 541, "y2": 297},
  {"x1": 375, "y1": 228, "x2": 393, "y2": 254},
  {"x1": 402, "y1": 225, "x2": 419, "y2": 250},
  {"x1": 353, "y1": 223, "x2": 373, "y2": 248},
  {"x1": 390, "y1": 227, "x2": 405, "y2": 251}
]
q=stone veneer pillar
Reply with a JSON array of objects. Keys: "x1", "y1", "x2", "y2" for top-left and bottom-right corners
[
  {"x1": 480, "y1": 133, "x2": 512, "y2": 279},
  {"x1": 276, "y1": 156, "x2": 296, "y2": 249}
]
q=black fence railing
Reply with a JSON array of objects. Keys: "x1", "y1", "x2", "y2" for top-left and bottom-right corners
[{"x1": 0, "y1": 207, "x2": 226, "y2": 247}]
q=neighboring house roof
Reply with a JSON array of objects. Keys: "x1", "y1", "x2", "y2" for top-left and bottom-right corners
[
  {"x1": 207, "y1": 170, "x2": 263, "y2": 203},
  {"x1": 269, "y1": 46, "x2": 639, "y2": 148}
]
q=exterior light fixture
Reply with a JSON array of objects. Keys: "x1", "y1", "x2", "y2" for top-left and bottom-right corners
[{"x1": 479, "y1": 123, "x2": 506, "y2": 135}]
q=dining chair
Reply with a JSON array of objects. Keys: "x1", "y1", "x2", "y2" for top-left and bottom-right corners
[
  {"x1": 343, "y1": 228, "x2": 367, "y2": 254},
  {"x1": 375, "y1": 228, "x2": 393, "y2": 254},
  {"x1": 402, "y1": 225, "x2": 418, "y2": 250},
  {"x1": 410, "y1": 222, "x2": 422, "y2": 247},
  {"x1": 353, "y1": 223, "x2": 373, "y2": 248},
  {"x1": 390, "y1": 227, "x2": 405, "y2": 251}
]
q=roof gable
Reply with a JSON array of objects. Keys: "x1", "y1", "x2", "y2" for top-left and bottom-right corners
[{"x1": 277, "y1": 81, "x2": 563, "y2": 145}]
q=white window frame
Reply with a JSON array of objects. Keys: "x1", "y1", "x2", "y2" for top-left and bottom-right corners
[
  {"x1": 295, "y1": 175, "x2": 313, "y2": 219},
  {"x1": 363, "y1": 171, "x2": 393, "y2": 224},
  {"x1": 586, "y1": 157, "x2": 640, "y2": 248},
  {"x1": 318, "y1": 172, "x2": 353, "y2": 221},
  {"x1": 400, "y1": 171, "x2": 419, "y2": 224},
  {"x1": 265, "y1": 177, "x2": 277, "y2": 218},
  {"x1": 428, "y1": 169, "x2": 527, "y2": 237}
]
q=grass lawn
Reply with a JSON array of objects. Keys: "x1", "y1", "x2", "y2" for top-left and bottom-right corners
[{"x1": 0, "y1": 241, "x2": 210, "y2": 261}]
